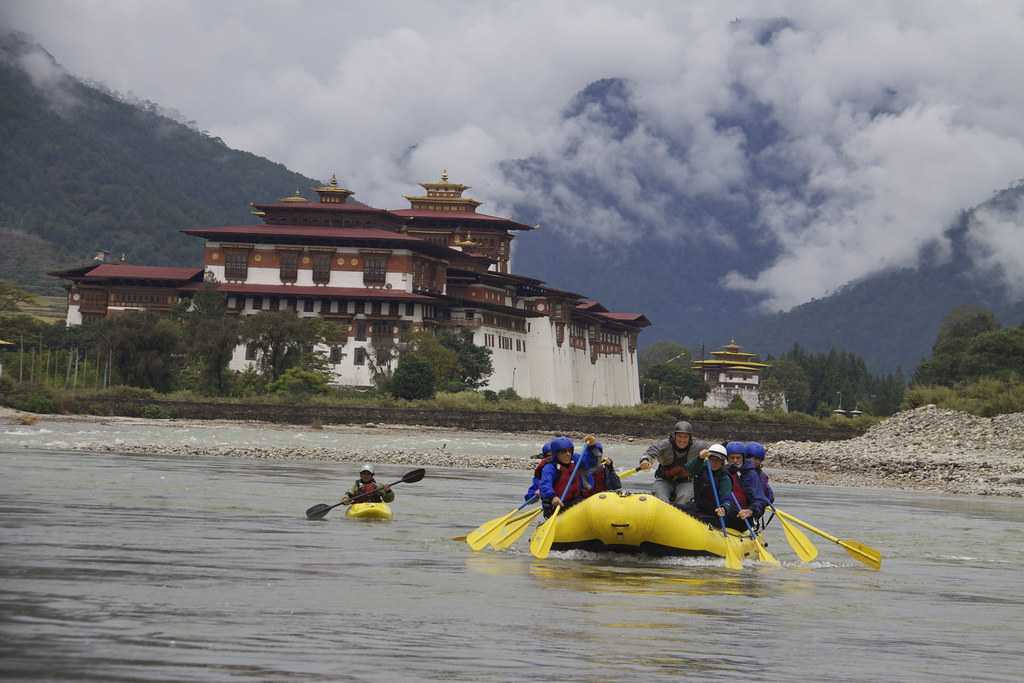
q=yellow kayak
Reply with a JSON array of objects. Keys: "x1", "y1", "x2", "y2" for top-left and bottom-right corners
[
  {"x1": 544, "y1": 491, "x2": 758, "y2": 558},
  {"x1": 345, "y1": 502, "x2": 393, "y2": 521}
]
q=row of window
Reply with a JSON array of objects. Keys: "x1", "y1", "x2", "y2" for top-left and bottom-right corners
[
  {"x1": 483, "y1": 334, "x2": 525, "y2": 352},
  {"x1": 230, "y1": 297, "x2": 416, "y2": 317},
  {"x1": 246, "y1": 344, "x2": 370, "y2": 366},
  {"x1": 481, "y1": 312, "x2": 527, "y2": 332},
  {"x1": 223, "y1": 249, "x2": 390, "y2": 287}
]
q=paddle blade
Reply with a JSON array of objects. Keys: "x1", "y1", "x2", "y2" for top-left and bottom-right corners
[
  {"x1": 841, "y1": 539, "x2": 882, "y2": 570},
  {"x1": 779, "y1": 516, "x2": 819, "y2": 563},
  {"x1": 466, "y1": 509, "x2": 517, "y2": 551},
  {"x1": 305, "y1": 503, "x2": 332, "y2": 520},
  {"x1": 723, "y1": 537, "x2": 743, "y2": 570},
  {"x1": 754, "y1": 537, "x2": 781, "y2": 566},
  {"x1": 491, "y1": 509, "x2": 543, "y2": 550},
  {"x1": 530, "y1": 507, "x2": 561, "y2": 559},
  {"x1": 450, "y1": 535, "x2": 467, "y2": 542},
  {"x1": 401, "y1": 468, "x2": 426, "y2": 484}
]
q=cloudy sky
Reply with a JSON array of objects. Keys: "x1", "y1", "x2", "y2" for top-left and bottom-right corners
[{"x1": 4, "y1": 1, "x2": 1024, "y2": 309}]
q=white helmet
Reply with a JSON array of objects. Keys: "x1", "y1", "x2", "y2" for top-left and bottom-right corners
[
  {"x1": 360, "y1": 464, "x2": 375, "y2": 474},
  {"x1": 707, "y1": 444, "x2": 728, "y2": 462}
]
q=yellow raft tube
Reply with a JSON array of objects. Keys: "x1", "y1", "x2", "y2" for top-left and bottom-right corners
[{"x1": 544, "y1": 490, "x2": 758, "y2": 558}]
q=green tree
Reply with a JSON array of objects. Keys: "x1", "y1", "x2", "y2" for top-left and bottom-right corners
[
  {"x1": 267, "y1": 366, "x2": 329, "y2": 398},
  {"x1": 643, "y1": 361, "x2": 706, "y2": 402},
  {"x1": 758, "y1": 377, "x2": 787, "y2": 412},
  {"x1": 914, "y1": 306, "x2": 1000, "y2": 385},
  {"x1": 99, "y1": 313, "x2": 183, "y2": 392},
  {"x1": 176, "y1": 280, "x2": 240, "y2": 395},
  {"x1": 400, "y1": 330, "x2": 458, "y2": 389},
  {"x1": 762, "y1": 357, "x2": 811, "y2": 412},
  {"x1": 638, "y1": 341, "x2": 690, "y2": 375},
  {"x1": 241, "y1": 312, "x2": 331, "y2": 382},
  {"x1": 437, "y1": 329, "x2": 494, "y2": 390},
  {"x1": 390, "y1": 356, "x2": 436, "y2": 400}
]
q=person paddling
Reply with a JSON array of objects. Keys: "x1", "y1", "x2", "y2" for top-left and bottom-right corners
[
  {"x1": 579, "y1": 441, "x2": 622, "y2": 498},
  {"x1": 341, "y1": 464, "x2": 395, "y2": 505},
  {"x1": 637, "y1": 421, "x2": 710, "y2": 507},
  {"x1": 725, "y1": 441, "x2": 755, "y2": 531},
  {"x1": 524, "y1": 440, "x2": 554, "y2": 501},
  {"x1": 539, "y1": 437, "x2": 582, "y2": 517},
  {"x1": 681, "y1": 443, "x2": 735, "y2": 523},
  {"x1": 742, "y1": 442, "x2": 775, "y2": 521}
]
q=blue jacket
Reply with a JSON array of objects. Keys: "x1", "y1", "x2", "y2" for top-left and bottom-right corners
[
  {"x1": 539, "y1": 453, "x2": 582, "y2": 500},
  {"x1": 740, "y1": 462, "x2": 773, "y2": 516}
]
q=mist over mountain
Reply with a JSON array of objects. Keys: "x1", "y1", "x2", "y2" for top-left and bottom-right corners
[
  {"x1": 507, "y1": 73, "x2": 1024, "y2": 372},
  {"x1": 3, "y1": 31, "x2": 1022, "y2": 373},
  {"x1": 0, "y1": 32, "x2": 314, "y2": 293}
]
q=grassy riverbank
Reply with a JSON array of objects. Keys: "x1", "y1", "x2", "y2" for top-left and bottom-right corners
[{"x1": 0, "y1": 381, "x2": 875, "y2": 438}]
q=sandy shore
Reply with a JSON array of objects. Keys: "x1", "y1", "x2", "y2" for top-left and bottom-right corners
[{"x1": 3, "y1": 404, "x2": 1021, "y2": 497}]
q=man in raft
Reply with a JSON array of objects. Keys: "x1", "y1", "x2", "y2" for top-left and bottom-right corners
[
  {"x1": 637, "y1": 421, "x2": 711, "y2": 507},
  {"x1": 341, "y1": 464, "x2": 395, "y2": 505}
]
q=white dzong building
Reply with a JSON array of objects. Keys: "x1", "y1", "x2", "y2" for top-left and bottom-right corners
[{"x1": 54, "y1": 172, "x2": 650, "y2": 406}]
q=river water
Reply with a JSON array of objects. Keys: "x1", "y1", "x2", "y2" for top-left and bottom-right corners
[{"x1": 2, "y1": 423, "x2": 1023, "y2": 681}]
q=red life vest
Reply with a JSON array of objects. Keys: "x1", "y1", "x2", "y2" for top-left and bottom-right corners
[
  {"x1": 552, "y1": 462, "x2": 581, "y2": 502},
  {"x1": 728, "y1": 470, "x2": 749, "y2": 508},
  {"x1": 355, "y1": 480, "x2": 382, "y2": 502},
  {"x1": 533, "y1": 456, "x2": 554, "y2": 481},
  {"x1": 582, "y1": 466, "x2": 607, "y2": 498}
]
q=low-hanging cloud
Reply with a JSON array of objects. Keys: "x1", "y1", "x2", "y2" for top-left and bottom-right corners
[
  {"x1": 967, "y1": 188, "x2": 1024, "y2": 297},
  {"x1": 3, "y1": 1, "x2": 1024, "y2": 309}
]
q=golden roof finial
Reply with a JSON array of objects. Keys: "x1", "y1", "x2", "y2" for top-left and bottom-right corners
[
  {"x1": 441, "y1": 168, "x2": 449, "y2": 183},
  {"x1": 329, "y1": 173, "x2": 338, "y2": 187}
]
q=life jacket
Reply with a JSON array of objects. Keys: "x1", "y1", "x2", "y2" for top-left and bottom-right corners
[
  {"x1": 551, "y1": 462, "x2": 581, "y2": 502},
  {"x1": 582, "y1": 466, "x2": 608, "y2": 498},
  {"x1": 694, "y1": 468, "x2": 729, "y2": 514},
  {"x1": 533, "y1": 455, "x2": 554, "y2": 481},
  {"x1": 354, "y1": 479, "x2": 383, "y2": 502},
  {"x1": 728, "y1": 469, "x2": 749, "y2": 508},
  {"x1": 657, "y1": 462, "x2": 691, "y2": 482}
]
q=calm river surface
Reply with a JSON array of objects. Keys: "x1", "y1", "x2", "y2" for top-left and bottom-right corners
[{"x1": 2, "y1": 424, "x2": 1023, "y2": 681}]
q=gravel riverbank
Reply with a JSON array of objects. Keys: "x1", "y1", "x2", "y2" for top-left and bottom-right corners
[{"x1": 3, "y1": 405, "x2": 1021, "y2": 497}]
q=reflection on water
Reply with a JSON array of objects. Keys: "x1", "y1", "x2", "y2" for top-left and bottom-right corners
[{"x1": 2, "y1": 445, "x2": 1024, "y2": 682}]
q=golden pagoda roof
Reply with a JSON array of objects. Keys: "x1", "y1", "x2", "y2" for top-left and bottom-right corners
[
  {"x1": 313, "y1": 173, "x2": 355, "y2": 202},
  {"x1": 279, "y1": 189, "x2": 309, "y2": 203},
  {"x1": 404, "y1": 169, "x2": 482, "y2": 212}
]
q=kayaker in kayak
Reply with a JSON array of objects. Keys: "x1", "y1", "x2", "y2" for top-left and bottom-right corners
[
  {"x1": 742, "y1": 442, "x2": 774, "y2": 520},
  {"x1": 681, "y1": 443, "x2": 735, "y2": 522},
  {"x1": 341, "y1": 464, "x2": 395, "y2": 505},
  {"x1": 539, "y1": 436, "x2": 582, "y2": 517},
  {"x1": 579, "y1": 441, "x2": 622, "y2": 498},
  {"x1": 637, "y1": 421, "x2": 711, "y2": 507}
]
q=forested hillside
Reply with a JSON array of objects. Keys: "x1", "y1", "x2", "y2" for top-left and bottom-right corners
[{"x1": 0, "y1": 32, "x2": 315, "y2": 293}]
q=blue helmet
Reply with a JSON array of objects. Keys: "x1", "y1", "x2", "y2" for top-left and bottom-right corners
[
  {"x1": 726, "y1": 441, "x2": 747, "y2": 457},
  {"x1": 746, "y1": 442, "x2": 766, "y2": 460},
  {"x1": 550, "y1": 436, "x2": 575, "y2": 453}
]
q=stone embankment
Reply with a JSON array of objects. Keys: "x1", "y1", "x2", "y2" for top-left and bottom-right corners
[{"x1": 769, "y1": 405, "x2": 1024, "y2": 497}]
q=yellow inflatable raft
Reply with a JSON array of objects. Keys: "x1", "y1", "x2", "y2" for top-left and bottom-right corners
[
  {"x1": 545, "y1": 490, "x2": 758, "y2": 558},
  {"x1": 345, "y1": 502, "x2": 393, "y2": 521}
]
